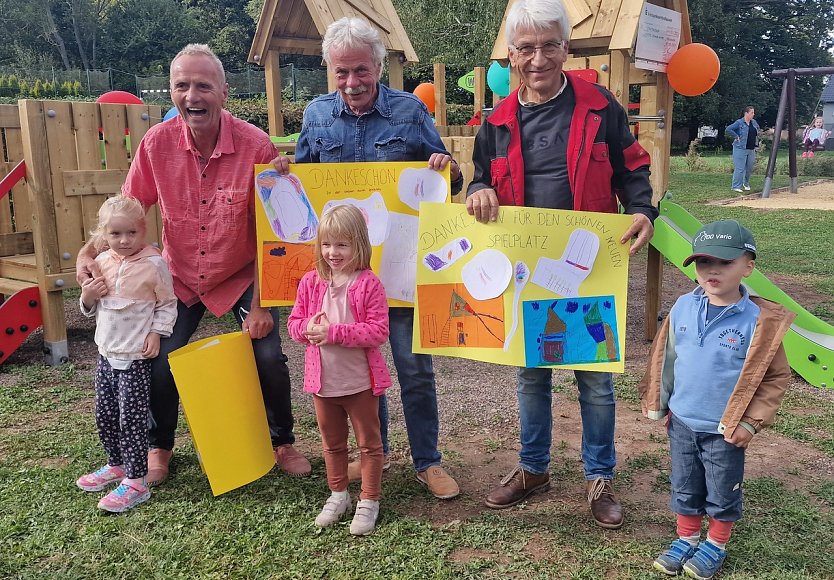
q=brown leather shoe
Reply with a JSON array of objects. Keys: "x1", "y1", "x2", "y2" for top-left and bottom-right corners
[
  {"x1": 274, "y1": 444, "x2": 312, "y2": 477},
  {"x1": 416, "y1": 465, "x2": 460, "y2": 499},
  {"x1": 587, "y1": 477, "x2": 624, "y2": 529},
  {"x1": 146, "y1": 448, "x2": 173, "y2": 487},
  {"x1": 484, "y1": 466, "x2": 550, "y2": 509},
  {"x1": 347, "y1": 454, "x2": 391, "y2": 482}
]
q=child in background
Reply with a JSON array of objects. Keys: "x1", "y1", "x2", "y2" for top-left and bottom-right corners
[
  {"x1": 287, "y1": 204, "x2": 391, "y2": 535},
  {"x1": 76, "y1": 196, "x2": 177, "y2": 512},
  {"x1": 802, "y1": 116, "x2": 829, "y2": 158},
  {"x1": 639, "y1": 220, "x2": 795, "y2": 579}
]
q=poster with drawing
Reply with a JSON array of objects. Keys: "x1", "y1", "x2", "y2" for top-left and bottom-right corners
[
  {"x1": 414, "y1": 203, "x2": 632, "y2": 372},
  {"x1": 254, "y1": 162, "x2": 450, "y2": 306}
]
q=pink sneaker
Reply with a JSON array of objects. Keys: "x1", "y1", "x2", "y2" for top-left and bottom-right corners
[
  {"x1": 97, "y1": 480, "x2": 151, "y2": 513},
  {"x1": 802, "y1": 151, "x2": 808, "y2": 158},
  {"x1": 809, "y1": 151, "x2": 816, "y2": 158},
  {"x1": 77, "y1": 464, "x2": 126, "y2": 492}
]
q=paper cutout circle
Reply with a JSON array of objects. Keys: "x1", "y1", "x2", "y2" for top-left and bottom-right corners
[
  {"x1": 462, "y1": 249, "x2": 513, "y2": 301},
  {"x1": 666, "y1": 44, "x2": 720, "y2": 97}
]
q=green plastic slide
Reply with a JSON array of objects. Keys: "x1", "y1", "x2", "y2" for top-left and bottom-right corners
[{"x1": 651, "y1": 198, "x2": 834, "y2": 389}]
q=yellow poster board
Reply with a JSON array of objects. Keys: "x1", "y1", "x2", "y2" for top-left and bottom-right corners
[
  {"x1": 254, "y1": 162, "x2": 450, "y2": 307},
  {"x1": 414, "y1": 203, "x2": 633, "y2": 372},
  {"x1": 168, "y1": 332, "x2": 275, "y2": 496}
]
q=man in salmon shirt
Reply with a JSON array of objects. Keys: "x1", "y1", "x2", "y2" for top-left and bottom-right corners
[
  {"x1": 76, "y1": 44, "x2": 311, "y2": 485},
  {"x1": 466, "y1": 0, "x2": 657, "y2": 529}
]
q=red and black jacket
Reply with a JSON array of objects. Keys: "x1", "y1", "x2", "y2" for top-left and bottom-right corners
[{"x1": 467, "y1": 71, "x2": 657, "y2": 221}]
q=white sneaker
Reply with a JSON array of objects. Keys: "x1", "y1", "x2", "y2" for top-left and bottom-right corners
[
  {"x1": 350, "y1": 499, "x2": 380, "y2": 536},
  {"x1": 732, "y1": 188, "x2": 743, "y2": 193},
  {"x1": 743, "y1": 185, "x2": 751, "y2": 191},
  {"x1": 315, "y1": 492, "x2": 351, "y2": 527}
]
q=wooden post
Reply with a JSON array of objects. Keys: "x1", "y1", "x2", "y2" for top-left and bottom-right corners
[
  {"x1": 18, "y1": 100, "x2": 68, "y2": 365},
  {"x1": 608, "y1": 49, "x2": 630, "y2": 110},
  {"x1": 264, "y1": 50, "x2": 284, "y2": 137},
  {"x1": 473, "y1": 66, "x2": 485, "y2": 117},
  {"x1": 433, "y1": 63, "x2": 447, "y2": 127},
  {"x1": 640, "y1": 75, "x2": 675, "y2": 341},
  {"x1": 387, "y1": 52, "x2": 404, "y2": 91}
]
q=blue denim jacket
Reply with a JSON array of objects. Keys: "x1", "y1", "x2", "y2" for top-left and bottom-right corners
[
  {"x1": 295, "y1": 83, "x2": 463, "y2": 193},
  {"x1": 725, "y1": 118, "x2": 760, "y2": 150}
]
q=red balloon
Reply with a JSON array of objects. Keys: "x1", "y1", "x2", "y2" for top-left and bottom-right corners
[
  {"x1": 96, "y1": 90, "x2": 143, "y2": 105},
  {"x1": 666, "y1": 43, "x2": 720, "y2": 97},
  {"x1": 413, "y1": 83, "x2": 435, "y2": 113}
]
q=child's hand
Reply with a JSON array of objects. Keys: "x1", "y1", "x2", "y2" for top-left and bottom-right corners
[
  {"x1": 726, "y1": 426, "x2": 754, "y2": 449},
  {"x1": 80, "y1": 275, "x2": 108, "y2": 308},
  {"x1": 143, "y1": 332, "x2": 161, "y2": 358},
  {"x1": 303, "y1": 312, "x2": 330, "y2": 346}
]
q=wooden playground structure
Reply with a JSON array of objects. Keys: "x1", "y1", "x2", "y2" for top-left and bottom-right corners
[
  {"x1": 2, "y1": 0, "x2": 687, "y2": 364},
  {"x1": 0, "y1": 100, "x2": 162, "y2": 364}
]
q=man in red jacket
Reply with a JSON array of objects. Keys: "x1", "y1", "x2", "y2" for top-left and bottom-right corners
[{"x1": 466, "y1": 0, "x2": 657, "y2": 529}]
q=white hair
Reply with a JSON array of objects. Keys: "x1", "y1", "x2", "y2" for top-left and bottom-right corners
[
  {"x1": 506, "y1": 0, "x2": 571, "y2": 45},
  {"x1": 170, "y1": 43, "x2": 226, "y2": 83},
  {"x1": 322, "y1": 17, "x2": 387, "y2": 68}
]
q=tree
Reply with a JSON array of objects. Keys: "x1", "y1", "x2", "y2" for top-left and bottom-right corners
[{"x1": 676, "y1": 0, "x2": 834, "y2": 142}]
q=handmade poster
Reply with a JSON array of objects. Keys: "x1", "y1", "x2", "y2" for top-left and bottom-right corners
[
  {"x1": 168, "y1": 332, "x2": 275, "y2": 496},
  {"x1": 414, "y1": 203, "x2": 632, "y2": 372},
  {"x1": 254, "y1": 162, "x2": 451, "y2": 306}
]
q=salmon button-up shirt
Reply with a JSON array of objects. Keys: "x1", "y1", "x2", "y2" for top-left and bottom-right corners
[{"x1": 123, "y1": 110, "x2": 277, "y2": 316}]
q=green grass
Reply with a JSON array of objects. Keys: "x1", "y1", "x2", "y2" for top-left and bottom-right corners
[{"x1": 2, "y1": 158, "x2": 834, "y2": 578}]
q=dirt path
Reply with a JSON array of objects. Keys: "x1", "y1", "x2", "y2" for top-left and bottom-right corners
[{"x1": 719, "y1": 180, "x2": 834, "y2": 210}]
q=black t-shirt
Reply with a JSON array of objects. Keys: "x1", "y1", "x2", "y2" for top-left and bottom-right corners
[
  {"x1": 518, "y1": 84, "x2": 575, "y2": 210},
  {"x1": 745, "y1": 121, "x2": 756, "y2": 150}
]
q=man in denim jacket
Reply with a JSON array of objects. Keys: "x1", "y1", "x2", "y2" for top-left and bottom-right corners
[
  {"x1": 725, "y1": 106, "x2": 760, "y2": 193},
  {"x1": 276, "y1": 16, "x2": 462, "y2": 500}
]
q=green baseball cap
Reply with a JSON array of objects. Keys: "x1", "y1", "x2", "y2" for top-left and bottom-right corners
[{"x1": 683, "y1": 220, "x2": 757, "y2": 266}]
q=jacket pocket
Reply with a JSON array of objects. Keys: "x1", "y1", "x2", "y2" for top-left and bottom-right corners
[
  {"x1": 582, "y1": 143, "x2": 616, "y2": 212},
  {"x1": 374, "y1": 136, "x2": 406, "y2": 161},
  {"x1": 316, "y1": 138, "x2": 342, "y2": 162},
  {"x1": 490, "y1": 157, "x2": 515, "y2": 205}
]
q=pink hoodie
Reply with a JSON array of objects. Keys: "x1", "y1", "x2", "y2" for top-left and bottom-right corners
[{"x1": 287, "y1": 269, "x2": 392, "y2": 395}]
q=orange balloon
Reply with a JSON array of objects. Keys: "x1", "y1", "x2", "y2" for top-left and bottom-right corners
[
  {"x1": 413, "y1": 82, "x2": 435, "y2": 113},
  {"x1": 666, "y1": 43, "x2": 720, "y2": 97}
]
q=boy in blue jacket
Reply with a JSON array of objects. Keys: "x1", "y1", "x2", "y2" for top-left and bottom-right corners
[{"x1": 639, "y1": 220, "x2": 795, "y2": 579}]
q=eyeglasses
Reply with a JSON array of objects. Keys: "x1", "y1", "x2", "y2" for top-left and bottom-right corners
[{"x1": 512, "y1": 41, "x2": 568, "y2": 59}]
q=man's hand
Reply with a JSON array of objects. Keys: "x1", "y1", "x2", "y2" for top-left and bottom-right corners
[
  {"x1": 466, "y1": 188, "x2": 500, "y2": 223},
  {"x1": 272, "y1": 155, "x2": 292, "y2": 175},
  {"x1": 143, "y1": 332, "x2": 161, "y2": 358},
  {"x1": 76, "y1": 250, "x2": 104, "y2": 287},
  {"x1": 620, "y1": 213, "x2": 654, "y2": 256},
  {"x1": 242, "y1": 305, "x2": 274, "y2": 340},
  {"x1": 303, "y1": 312, "x2": 330, "y2": 346},
  {"x1": 427, "y1": 153, "x2": 461, "y2": 182},
  {"x1": 726, "y1": 426, "x2": 754, "y2": 449},
  {"x1": 80, "y1": 275, "x2": 108, "y2": 309}
]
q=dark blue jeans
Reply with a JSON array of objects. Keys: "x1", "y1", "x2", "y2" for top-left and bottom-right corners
[
  {"x1": 668, "y1": 414, "x2": 744, "y2": 522},
  {"x1": 148, "y1": 285, "x2": 294, "y2": 450},
  {"x1": 376, "y1": 307, "x2": 441, "y2": 472}
]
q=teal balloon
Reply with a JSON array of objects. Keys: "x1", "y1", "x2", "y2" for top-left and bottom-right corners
[
  {"x1": 163, "y1": 108, "x2": 179, "y2": 122},
  {"x1": 487, "y1": 62, "x2": 510, "y2": 97}
]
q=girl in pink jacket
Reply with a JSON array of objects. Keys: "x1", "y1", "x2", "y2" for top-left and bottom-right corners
[{"x1": 287, "y1": 204, "x2": 391, "y2": 536}]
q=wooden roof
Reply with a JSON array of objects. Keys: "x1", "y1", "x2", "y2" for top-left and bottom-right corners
[
  {"x1": 248, "y1": 0, "x2": 419, "y2": 65},
  {"x1": 491, "y1": 0, "x2": 692, "y2": 60}
]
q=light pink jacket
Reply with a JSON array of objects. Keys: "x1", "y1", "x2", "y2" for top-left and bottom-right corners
[{"x1": 287, "y1": 269, "x2": 392, "y2": 395}]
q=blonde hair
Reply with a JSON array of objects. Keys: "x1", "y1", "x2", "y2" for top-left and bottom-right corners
[
  {"x1": 314, "y1": 205, "x2": 372, "y2": 280},
  {"x1": 89, "y1": 195, "x2": 147, "y2": 252}
]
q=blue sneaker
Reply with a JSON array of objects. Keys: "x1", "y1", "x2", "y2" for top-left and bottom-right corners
[
  {"x1": 653, "y1": 538, "x2": 697, "y2": 575},
  {"x1": 683, "y1": 541, "x2": 726, "y2": 580}
]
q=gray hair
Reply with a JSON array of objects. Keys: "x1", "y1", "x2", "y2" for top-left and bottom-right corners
[
  {"x1": 322, "y1": 17, "x2": 387, "y2": 68},
  {"x1": 170, "y1": 43, "x2": 226, "y2": 83},
  {"x1": 506, "y1": 0, "x2": 571, "y2": 45}
]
